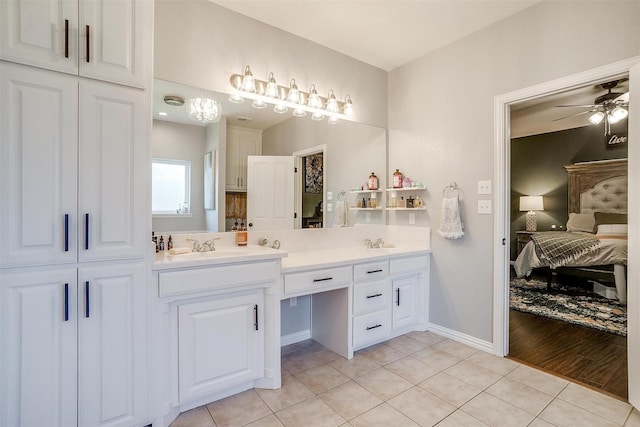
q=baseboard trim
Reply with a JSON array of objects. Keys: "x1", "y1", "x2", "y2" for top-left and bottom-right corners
[
  {"x1": 281, "y1": 329, "x2": 311, "y2": 347},
  {"x1": 427, "y1": 322, "x2": 494, "y2": 354}
]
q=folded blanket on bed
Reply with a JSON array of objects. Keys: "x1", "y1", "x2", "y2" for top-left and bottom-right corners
[{"x1": 531, "y1": 231, "x2": 601, "y2": 269}]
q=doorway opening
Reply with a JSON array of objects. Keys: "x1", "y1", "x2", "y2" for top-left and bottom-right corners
[{"x1": 294, "y1": 145, "x2": 326, "y2": 229}]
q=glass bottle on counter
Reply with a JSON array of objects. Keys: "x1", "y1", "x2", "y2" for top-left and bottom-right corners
[{"x1": 393, "y1": 169, "x2": 403, "y2": 188}]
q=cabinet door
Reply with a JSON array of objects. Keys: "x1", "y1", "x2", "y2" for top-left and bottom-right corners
[
  {"x1": 225, "y1": 131, "x2": 241, "y2": 190},
  {"x1": 0, "y1": 269, "x2": 78, "y2": 427},
  {"x1": 0, "y1": 0, "x2": 79, "y2": 75},
  {"x1": 178, "y1": 291, "x2": 264, "y2": 403},
  {"x1": 79, "y1": 0, "x2": 150, "y2": 88},
  {"x1": 238, "y1": 130, "x2": 262, "y2": 190},
  {"x1": 0, "y1": 63, "x2": 78, "y2": 267},
  {"x1": 392, "y1": 275, "x2": 418, "y2": 331},
  {"x1": 78, "y1": 81, "x2": 147, "y2": 262},
  {"x1": 77, "y1": 263, "x2": 147, "y2": 427}
]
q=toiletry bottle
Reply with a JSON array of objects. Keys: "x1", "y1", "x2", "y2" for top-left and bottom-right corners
[
  {"x1": 236, "y1": 220, "x2": 248, "y2": 246},
  {"x1": 391, "y1": 191, "x2": 398, "y2": 208},
  {"x1": 406, "y1": 196, "x2": 414, "y2": 208},
  {"x1": 414, "y1": 197, "x2": 422, "y2": 208},
  {"x1": 393, "y1": 169, "x2": 403, "y2": 188},
  {"x1": 403, "y1": 176, "x2": 411, "y2": 188},
  {"x1": 152, "y1": 231, "x2": 158, "y2": 253},
  {"x1": 362, "y1": 197, "x2": 366, "y2": 208},
  {"x1": 368, "y1": 172, "x2": 379, "y2": 190},
  {"x1": 356, "y1": 198, "x2": 362, "y2": 208},
  {"x1": 232, "y1": 219, "x2": 238, "y2": 231},
  {"x1": 158, "y1": 235, "x2": 165, "y2": 251},
  {"x1": 167, "y1": 235, "x2": 173, "y2": 250},
  {"x1": 400, "y1": 196, "x2": 405, "y2": 208}
]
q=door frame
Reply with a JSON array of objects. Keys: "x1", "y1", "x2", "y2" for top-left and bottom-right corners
[
  {"x1": 293, "y1": 144, "x2": 327, "y2": 229},
  {"x1": 492, "y1": 56, "x2": 640, "y2": 406}
]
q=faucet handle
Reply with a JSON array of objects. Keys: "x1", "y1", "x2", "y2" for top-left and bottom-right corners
[
  {"x1": 258, "y1": 237, "x2": 268, "y2": 246},
  {"x1": 364, "y1": 239, "x2": 373, "y2": 248}
]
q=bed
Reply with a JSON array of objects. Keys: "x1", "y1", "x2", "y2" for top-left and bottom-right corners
[{"x1": 514, "y1": 159, "x2": 628, "y2": 302}]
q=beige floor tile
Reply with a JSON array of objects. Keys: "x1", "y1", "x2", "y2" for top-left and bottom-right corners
[
  {"x1": 357, "y1": 343, "x2": 407, "y2": 365},
  {"x1": 528, "y1": 418, "x2": 557, "y2": 427},
  {"x1": 405, "y1": 330, "x2": 447, "y2": 346},
  {"x1": 384, "y1": 355, "x2": 440, "y2": 384},
  {"x1": 433, "y1": 339, "x2": 480, "y2": 359},
  {"x1": 385, "y1": 335, "x2": 428, "y2": 354},
  {"x1": 486, "y1": 377, "x2": 554, "y2": 415},
  {"x1": 436, "y1": 409, "x2": 489, "y2": 426},
  {"x1": 329, "y1": 354, "x2": 379, "y2": 379},
  {"x1": 349, "y1": 403, "x2": 419, "y2": 427},
  {"x1": 282, "y1": 347, "x2": 341, "y2": 374},
  {"x1": 388, "y1": 386, "x2": 456, "y2": 426},
  {"x1": 318, "y1": 380, "x2": 383, "y2": 421},
  {"x1": 506, "y1": 365, "x2": 569, "y2": 397},
  {"x1": 169, "y1": 406, "x2": 216, "y2": 427},
  {"x1": 419, "y1": 372, "x2": 482, "y2": 407},
  {"x1": 411, "y1": 347, "x2": 462, "y2": 371},
  {"x1": 207, "y1": 389, "x2": 271, "y2": 427},
  {"x1": 245, "y1": 414, "x2": 284, "y2": 427},
  {"x1": 294, "y1": 364, "x2": 351, "y2": 394},
  {"x1": 461, "y1": 392, "x2": 535, "y2": 427},
  {"x1": 275, "y1": 396, "x2": 345, "y2": 427},
  {"x1": 626, "y1": 409, "x2": 640, "y2": 427},
  {"x1": 355, "y1": 367, "x2": 414, "y2": 401},
  {"x1": 557, "y1": 382, "x2": 632, "y2": 425},
  {"x1": 444, "y1": 360, "x2": 502, "y2": 389},
  {"x1": 538, "y1": 398, "x2": 620, "y2": 427},
  {"x1": 465, "y1": 351, "x2": 520, "y2": 376},
  {"x1": 256, "y1": 372, "x2": 315, "y2": 412}
]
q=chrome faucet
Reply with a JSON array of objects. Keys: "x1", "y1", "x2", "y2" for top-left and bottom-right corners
[
  {"x1": 187, "y1": 237, "x2": 220, "y2": 252},
  {"x1": 365, "y1": 239, "x2": 374, "y2": 248}
]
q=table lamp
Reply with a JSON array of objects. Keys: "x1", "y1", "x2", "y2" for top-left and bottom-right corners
[{"x1": 520, "y1": 196, "x2": 544, "y2": 231}]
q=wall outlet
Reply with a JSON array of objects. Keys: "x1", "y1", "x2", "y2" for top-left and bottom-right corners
[
  {"x1": 289, "y1": 297, "x2": 297, "y2": 307},
  {"x1": 478, "y1": 200, "x2": 492, "y2": 214},
  {"x1": 327, "y1": 191, "x2": 333, "y2": 200},
  {"x1": 478, "y1": 180, "x2": 492, "y2": 195},
  {"x1": 327, "y1": 203, "x2": 333, "y2": 212},
  {"x1": 365, "y1": 212, "x2": 371, "y2": 222},
  {"x1": 409, "y1": 213, "x2": 416, "y2": 224}
]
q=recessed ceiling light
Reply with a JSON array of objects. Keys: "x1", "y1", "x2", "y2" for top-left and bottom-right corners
[{"x1": 158, "y1": 112, "x2": 168, "y2": 116}]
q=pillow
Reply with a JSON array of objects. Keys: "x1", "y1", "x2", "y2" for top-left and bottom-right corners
[
  {"x1": 596, "y1": 223, "x2": 628, "y2": 235},
  {"x1": 566, "y1": 213, "x2": 596, "y2": 233},
  {"x1": 594, "y1": 212, "x2": 627, "y2": 227}
]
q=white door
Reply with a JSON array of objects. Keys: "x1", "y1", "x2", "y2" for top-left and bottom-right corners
[
  {"x1": 77, "y1": 263, "x2": 147, "y2": 427},
  {"x1": 0, "y1": 269, "x2": 78, "y2": 427},
  {"x1": 0, "y1": 0, "x2": 79, "y2": 75},
  {"x1": 247, "y1": 156, "x2": 295, "y2": 231},
  {"x1": 0, "y1": 63, "x2": 78, "y2": 267},
  {"x1": 178, "y1": 291, "x2": 264, "y2": 403},
  {"x1": 79, "y1": 0, "x2": 149, "y2": 88},
  {"x1": 392, "y1": 275, "x2": 418, "y2": 331},
  {"x1": 78, "y1": 80, "x2": 147, "y2": 262}
]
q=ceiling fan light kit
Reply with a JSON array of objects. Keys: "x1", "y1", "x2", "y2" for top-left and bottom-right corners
[{"x1": 229, "y1": 65, "x2": 354, "y2": 124}]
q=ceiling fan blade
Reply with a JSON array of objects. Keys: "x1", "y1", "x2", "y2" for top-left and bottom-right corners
[
  {"x1": 551, "y1": 110, "x2": 594, "y2": 122},
  {"x1": 555, "y1": 104, "x2": 598, "y2": 108},
  {"x1": 614, "y1": 92, "x2": 629, "y2": 103}
]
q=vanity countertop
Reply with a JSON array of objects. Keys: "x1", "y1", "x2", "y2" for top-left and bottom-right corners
[
  {"x1": 153, "y1": 244, "x2": 287, "y2": 271},
  {"x1": 281, "y1": 246, "x2": 431, "y2": 273}
]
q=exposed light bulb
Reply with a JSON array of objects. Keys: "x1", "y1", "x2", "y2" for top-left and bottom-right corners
[
  {"x1": 343, "y1": 95, "x2": 354, "y2": 116},
  {"x1": 325, "y1": 90, "x2": 340, "y2": 114},
  {"x1": 588, "y1": 111, "x2": 605, "y2": 125},
  {"x1": 306, "y1": 84, "x2": 322, "y2": 109},
  {"x1": 286, "y1": 79, "x2": 300, "y2": 104},
  {"x1": 241, "y1": 65, "x2": 256, "y2": 93},
  {"x1": 610, "y1": 106, "x2": 628, "y2": 122},
  {"x1": 265, "y1": 72, "x2": 279, "y2": 98}
]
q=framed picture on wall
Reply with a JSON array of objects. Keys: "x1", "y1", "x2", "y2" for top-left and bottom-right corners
[{"x1": 304, "y1": 152, "x2": 323, "y2": 194}]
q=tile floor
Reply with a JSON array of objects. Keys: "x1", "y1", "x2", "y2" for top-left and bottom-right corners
[{"x1": 170, "y1": 331, "x2": 640, "y2": 427}]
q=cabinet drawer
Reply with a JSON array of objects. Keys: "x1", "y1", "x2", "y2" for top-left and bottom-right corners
[
  {"x1": 353, "y1": 310, "x2": 391, "y2": 349},
  {"x1": 159, "y1": 261, "x2": 278, "y2": 297},
  {"x1": 353, "y1": 260, "x2": 389, "y2": 282},
  {"x1": 283, "y1": 265, "x2": 351, "y2": 296},
  {"x1": 390, "y1": 255, "x2": 429, "y2": 276},
  {"x1": 353, "y1": 279, "x2": 390, "y2": 315}
]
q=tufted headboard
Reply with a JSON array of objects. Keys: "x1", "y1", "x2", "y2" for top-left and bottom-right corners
[{"x1": 564, "y1": 159, "x2": 627, "y2": 214}]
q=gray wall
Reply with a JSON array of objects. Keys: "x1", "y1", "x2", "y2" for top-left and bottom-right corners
[
  {"x1": 510, "y1": 124, "x2": 628, "y2": 260},
  {"x1": 387, "y1": 1, "x2": 640, "y2": 342}
]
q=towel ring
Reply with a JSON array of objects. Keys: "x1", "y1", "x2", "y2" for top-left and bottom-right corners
[
  {"x1": 443, "y1": 182, "x2": 462, "y2": 198},
  {"x1": 337, "y1": 190, "x2": 346, "y2": 201}
]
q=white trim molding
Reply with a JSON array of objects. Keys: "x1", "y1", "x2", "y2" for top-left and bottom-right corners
[{"x1": 427, "y1": 323, "x2": 493, "y2": 354}]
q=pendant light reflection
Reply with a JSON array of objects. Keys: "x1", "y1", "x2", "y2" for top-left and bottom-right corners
[{"x1": 187, "y1": 98, "x2": 221, "y2": 124}]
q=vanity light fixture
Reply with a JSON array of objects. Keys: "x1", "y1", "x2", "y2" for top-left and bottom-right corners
[
  {"x1": 229, "y1": 65, "x2": 354, "y2": 123},
  {"x1": 187, "y1": 97, "x2": 221, "y2": 124}
]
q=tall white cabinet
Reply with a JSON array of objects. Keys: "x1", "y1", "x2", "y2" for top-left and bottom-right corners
[
  {"x1": 225, "y1": 126, "x2": 262, "y2": 192},
  {"x1": 0, "y1": 0, "x2": 151, "y2": 425}
]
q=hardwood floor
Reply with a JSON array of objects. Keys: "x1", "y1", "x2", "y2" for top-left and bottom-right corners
[{"x1": 509, "y1": 309, "x2": 628, "y2": 400}]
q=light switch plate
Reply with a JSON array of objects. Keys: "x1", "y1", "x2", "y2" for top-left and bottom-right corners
[
  {"x1": 478, "y1": 180, "x2": 492, "y2": 195},
  {"x1": 327, "y1": 191, "x2": 333, "y2": 200},
  {"x1": 327, "y1": 203, "x2": 333, "y2": 212},
  {"x1": 478, "y1": 200, "x2": 492, "y2": 214}
]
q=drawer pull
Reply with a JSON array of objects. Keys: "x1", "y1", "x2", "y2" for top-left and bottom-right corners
[
  {"x1": 366, "y1": 324, "x2": 382, "y2": 330},
  {"x1": 254, "y1": 304, "x2": 259, "y2": 331},
  {"x1": 64, "y1": 283, "x2": 69, "y2": 321},
  {"x1": 313, "y1": 277, "x2": 333, "y2": 283},
  {"x1": 85, "y1": 281, "x2": 90, "y2": 318},
  {"x1": 396, "y1": 288, "x2": 400, "y2": 306},
  {"x1": 64, "y1": 214, "x2": 69, "y2": 252},
  {"x1": 85, "y1": 25, "x2": 90, "y2": 62},
  {"x1": 84, "y1": 213, "x2": 89, "y2": 250},
  {"x1": 367, "y1": 269, "x2": 383, "y2": 274},
  {"x1": 64, "y1": 19, "x2": 69, "y2": 58},
  {"x1": 366, "y1": 293, "x2": 383, "y2": 299}
]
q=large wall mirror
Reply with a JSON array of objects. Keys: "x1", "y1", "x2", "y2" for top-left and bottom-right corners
[{"x1": 152, "y1": 79, "x2": 387, "y2": 233}]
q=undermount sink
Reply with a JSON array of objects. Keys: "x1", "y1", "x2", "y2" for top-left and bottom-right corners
[{"x1": 165, "y1": 248, "x2": 252, "y2": 259}]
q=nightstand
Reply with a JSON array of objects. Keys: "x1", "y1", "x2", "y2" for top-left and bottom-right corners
[{"x1": 516, "y1": 231, "x2": 535, "y2": 256}]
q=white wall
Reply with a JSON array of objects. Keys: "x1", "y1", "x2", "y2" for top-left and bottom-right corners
[
  {"x1": 152, "y1": 120, "x2": 207, "y2": 232},
  {"x1": 154, "y1": 0, "x2": 388, "y2": 128},
  {"x1": 205, "y1": 117, "x2": 226, "y2": 232},
  {"x1": 388, "y1": 1, "x2": 640, "y2": 341},
  {"x1": 262, "y1": 118, "x2": 387, "y2": 227}
]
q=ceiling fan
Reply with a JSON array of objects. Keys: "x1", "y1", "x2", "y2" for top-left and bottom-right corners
[{"x1": 555, "y1": 80, "x2": 629, "y2": 136}]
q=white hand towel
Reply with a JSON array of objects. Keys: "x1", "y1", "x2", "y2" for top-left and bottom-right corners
[
  {"x1": 333, "y1": 199, "x2": 348, "y2": 227},
  {"x1": 438, "y1": 196, "x2": 464, "y2": 239}
]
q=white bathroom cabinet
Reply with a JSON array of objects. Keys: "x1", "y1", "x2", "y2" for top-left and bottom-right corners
[
  {"x1": 0, "y1": 63, "x2": 148, "y2": 268},
  {"x1": 0, "y1": 263, "x2": 148, "y2": 427},
  {"x1": 225, "y1": 126, "x2": 262, "y2": 191},
  {"x1": 0, "y1": 0, "x2": 151, "y2": 88}
]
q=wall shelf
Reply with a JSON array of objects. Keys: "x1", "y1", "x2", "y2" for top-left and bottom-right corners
[
  {"x1": 386, "y1": 186, "x2": 426, "y2": 192},
  {"x1": 385, "y1": 207, "x2": 426, "y2": 211},
  {"x1": 349, "y1": 207, "x2": 384, "y2": 211},
  {"x1": 349, "y1": 189, "x2": 382, "y2": 194}
]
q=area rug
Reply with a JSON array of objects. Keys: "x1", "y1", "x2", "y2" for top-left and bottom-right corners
[{"x1": 510, "y1": 278, "x2": 627, "y2": 336}]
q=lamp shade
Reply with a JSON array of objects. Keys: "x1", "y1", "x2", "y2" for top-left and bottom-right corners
[{"x1": 519, "y1": 196, "x2": 544, "y2": 212}]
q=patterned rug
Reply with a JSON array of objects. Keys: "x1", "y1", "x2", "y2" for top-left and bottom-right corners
[{"x1": 510, "y1": 278, "x2": 627, "y2": 336}]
